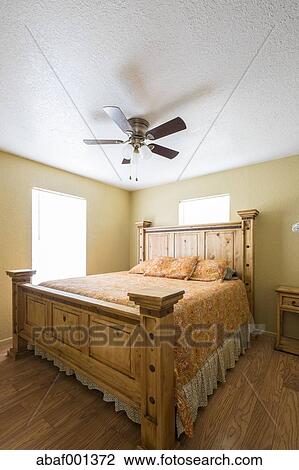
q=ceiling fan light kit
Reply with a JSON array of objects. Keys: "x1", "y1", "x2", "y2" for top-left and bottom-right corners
[
  {"x1": 83, "y1": 106, "x2": 187, "y2": 181},
  {"x1": 139, "y1": 144, "x2": 152, "y2": 161},
  {"x1": 122, "y1": 142, "x2": 134, "y2": 159}
]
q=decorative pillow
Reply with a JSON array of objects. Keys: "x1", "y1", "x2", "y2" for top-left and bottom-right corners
[
  {"x1": 162, "y1": 256, "x2": 198, "y2": 280},
  {"x1": 191, "y1": 259, "x2": 229, "y2": 281},
  {"x1": 129, "y1": 259, "x2": 153, "y2": 274},
  {"x1": 143, "y1": 256, "x2": 175, "y2": 277}
]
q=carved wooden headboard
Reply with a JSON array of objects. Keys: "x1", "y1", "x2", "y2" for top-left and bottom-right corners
[{"x1": 136, "y1": 209, "x2": 259, "y2": 315}]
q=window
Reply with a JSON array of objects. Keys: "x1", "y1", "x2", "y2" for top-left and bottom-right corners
[
  {"x1": 32, "y1": 188, "x2": 86, "y2": 284},
  {"x1": 179, "y1": 194, "x2": 230, "y2": 225}
]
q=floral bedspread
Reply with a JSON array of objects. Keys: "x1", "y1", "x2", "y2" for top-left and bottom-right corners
[{"x1": 41, "y1": 272, "x2": 251, "y2": 435}]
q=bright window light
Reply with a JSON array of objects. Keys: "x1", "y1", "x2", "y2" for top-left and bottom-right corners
[
  {"x1": 32, "y1": 188, "x2": 86, "y2": 284},
  {"x1": 179, "y1": 194, "x2": 230, "y2": 225}
]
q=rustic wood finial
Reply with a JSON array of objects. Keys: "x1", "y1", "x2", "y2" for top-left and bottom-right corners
[
  {"x1": 237, "y1": 209, "x2": 259, "y2": 220},
  {"x1": 6, "y1": 269, "x2": 36, "y2": 280},
  {"x1": 128, "y1": 288, "x2": 185, "y2": 317}
]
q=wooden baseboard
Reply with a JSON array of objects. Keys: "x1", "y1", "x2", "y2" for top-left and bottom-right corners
[
  {"x1": 262, "y1": 330, "x2": 276, "y2": 337},
  {"x1": 250, "y1": 329, "x2": 276, "y2": 339}
]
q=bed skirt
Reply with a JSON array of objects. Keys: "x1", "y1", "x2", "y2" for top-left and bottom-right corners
[
  {"x1": 176, "y1": 323, "x2": 250, "y2": 436},
  {"x1": 28, "y1": 323, "x2": 250, "y2": 437}
]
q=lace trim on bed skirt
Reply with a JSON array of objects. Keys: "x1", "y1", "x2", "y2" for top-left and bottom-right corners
[
  {"x1": 28, "y1": 323, "x2": 249, "y2": 436},
  {"x1": 176, "y1": 323, "x2": 250, "y2": 437},
  {"x1": 28, "y1": 344, "x2": 140, "y2": 425}
]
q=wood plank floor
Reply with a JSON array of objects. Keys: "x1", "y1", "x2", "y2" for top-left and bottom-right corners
[{"x1": 0, "y1": 334, "x2": 298, "y2": 449}]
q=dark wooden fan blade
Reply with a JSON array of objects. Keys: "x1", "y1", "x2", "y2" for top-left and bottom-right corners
[
  {"x1": 121, "y1": 158, "x2": 131, "y2": 164},
  {"x1": 146, "y1": 117, "x2": 186, "y2": 140},
  {"x1": 103, "y1": 106, "x2": 134, "y2": 135},
  {"x1": 83, "y1": 139, "x2": 124, "y2": 144},
  {"x1": 149, "y1": 144, "x2": 179, "y2": 159}
]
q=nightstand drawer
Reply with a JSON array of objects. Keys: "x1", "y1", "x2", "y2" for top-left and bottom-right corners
[{"x1": 281, "y1": 296, "x2": 299, "y2": 310}]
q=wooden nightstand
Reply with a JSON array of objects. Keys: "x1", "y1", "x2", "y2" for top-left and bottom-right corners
[{"x1": 276, "y1": 286, "x2": 299, "y2": 356}]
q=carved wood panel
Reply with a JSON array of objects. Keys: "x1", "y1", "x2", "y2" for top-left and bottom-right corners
[
  {"x1": 89, "y1": 319, "x2": 132, "y2": 376},
  {"x1": 205, "y1": 231, "x2": 234, "y2": 266},
  {"x1": 174, "y1": 232, "x2": 198, "y2": 257},
  {"x1": 52, "y1": 304, "x2": 81, "y2": 350},
  {"x1": 26, "y1": 295, "x2": 47, "y2": 327},
  {"x1": 146, "y1": 233, "x2": 174, "y2": 259}
]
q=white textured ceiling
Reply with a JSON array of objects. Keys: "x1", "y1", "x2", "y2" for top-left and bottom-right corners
[{"x1": 0, "y1": 0, "x2": 298, "y2": 190}]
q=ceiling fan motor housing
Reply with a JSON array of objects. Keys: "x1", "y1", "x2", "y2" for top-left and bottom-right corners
[{"x1": 128, "y1": 117, "x2": 150, "y2": 148}]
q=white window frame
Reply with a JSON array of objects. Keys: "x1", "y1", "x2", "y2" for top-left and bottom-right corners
[{"x1": 179, "y1": 194, "x2": 230, "y2": 225}]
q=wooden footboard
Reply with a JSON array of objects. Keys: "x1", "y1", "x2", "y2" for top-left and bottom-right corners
[{"x1": 6, "y1": 269, "x2": 184, "y2": 450}]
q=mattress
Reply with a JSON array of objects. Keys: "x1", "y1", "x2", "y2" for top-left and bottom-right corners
[{"x1": 41, "y1": 271, "x2": 251, "y2": 435}]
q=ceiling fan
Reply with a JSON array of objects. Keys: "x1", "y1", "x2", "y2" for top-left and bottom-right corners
[{"x1": 83, "y1": 106, "x2": 187, "y2": 181}]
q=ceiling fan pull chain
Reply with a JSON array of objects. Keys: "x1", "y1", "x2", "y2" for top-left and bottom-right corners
[{"x1": 134, "y1": 156, "x2": 139, "y2": 182}]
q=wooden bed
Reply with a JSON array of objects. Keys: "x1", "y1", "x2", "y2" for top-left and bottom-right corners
[{"x1": 6, "y1": 209, "x2": 258, "y2": 449}]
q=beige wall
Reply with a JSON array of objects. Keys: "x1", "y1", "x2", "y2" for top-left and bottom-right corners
[
  {"x1": 130, "y1": 155, "x2": 299, "y2": 334},
  {"x1": 0, "y1": 151, "x2": 130, "y2": 341}
]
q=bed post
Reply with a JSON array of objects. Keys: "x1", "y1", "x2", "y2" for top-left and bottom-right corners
[
  {"x1": 135, "y1": 220, "x2": 152, "y2": 263},
  {"x1": 237, "y1": 210, "x2": 259, "y2": 316},
  {"x1": 6, "y1": 269, "x2": 36, "y2": 359},
  {"x1": 128, "y1": 288, "x2": 184, "y2": 450}
]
